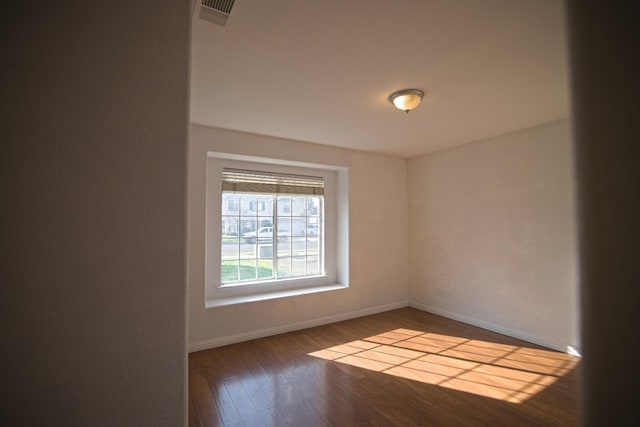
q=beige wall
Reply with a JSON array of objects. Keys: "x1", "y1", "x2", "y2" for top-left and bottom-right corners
[
  {"x1": 408, "y1": 119, "x2": 579, "y2": 351},
  {"x1": 188, "y1": 125, "x2": 408, "y2": 348},
  {"x1": 2, "y1": 1, "x2": 189, "y2": 424},
  {"x1": 567, "y1": 3, "x2": 640, "y2": 421},
  {"x1": 189, "y1": 120, "x2": 579, "y2": 352}
]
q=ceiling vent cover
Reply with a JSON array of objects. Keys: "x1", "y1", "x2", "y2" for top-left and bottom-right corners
[{"x1": 200, "y1": 0, "x2": 236, "y2": 26}]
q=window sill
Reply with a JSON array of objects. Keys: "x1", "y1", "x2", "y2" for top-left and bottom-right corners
[{"x1": 205, "y1": 282, "x2": 348, "y2": 308}]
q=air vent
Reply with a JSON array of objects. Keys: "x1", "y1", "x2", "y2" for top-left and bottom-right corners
[{"x1": 200, "y1": 0, "x2": 236, "y2": 26}]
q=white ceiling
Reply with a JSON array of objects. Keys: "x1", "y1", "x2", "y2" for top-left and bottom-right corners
[{"x1": 190, "y1": 0, "x2": 569, "y2": 159}]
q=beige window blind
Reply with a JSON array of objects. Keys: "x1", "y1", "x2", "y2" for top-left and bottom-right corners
[{"x1": 221, "y1": 168, "x2": 324, "y2": 195}]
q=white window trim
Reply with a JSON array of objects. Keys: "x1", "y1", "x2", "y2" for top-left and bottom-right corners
[{"x1": 205, "y1": 152, "x2": 349, "y2": 307}]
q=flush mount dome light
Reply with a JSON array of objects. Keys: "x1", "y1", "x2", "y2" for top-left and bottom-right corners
[{"x1": 389, "y1": 89, "x2": 424, "y2": 113}]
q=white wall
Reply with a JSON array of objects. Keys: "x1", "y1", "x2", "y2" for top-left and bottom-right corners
[
  {"x1": 2, "y1": 1, "x2": 189, "y2": 425},
  {"x1": 408, "y1": 119, "x2": 579, "y2": 351},
  {"x1": 188, "y1": 125, "x2": 408, "y2": 349}
]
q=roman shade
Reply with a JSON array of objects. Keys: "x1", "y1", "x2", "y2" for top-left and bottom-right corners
[{"x1": 222, "y1": 168, "x2": 324, "y2": 195}]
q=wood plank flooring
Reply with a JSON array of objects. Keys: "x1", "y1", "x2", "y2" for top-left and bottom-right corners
[{"x1": 189, "y1": 308, "x2": 578, "y2": 426}]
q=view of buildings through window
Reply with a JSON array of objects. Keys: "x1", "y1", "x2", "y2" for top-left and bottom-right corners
[{"x1": 221, "y1": 192, "x2": 323, "y2": 284}]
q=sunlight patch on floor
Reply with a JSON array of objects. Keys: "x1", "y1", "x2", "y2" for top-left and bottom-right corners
[{"x1": 308, "y1": 328, "x2": 578, "y2": 403}]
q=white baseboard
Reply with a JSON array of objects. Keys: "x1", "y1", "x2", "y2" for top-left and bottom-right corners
[
  {"x1": 408, "y1": 301, "x2": 569, "y2": 353},
  {"x1": 188, "y1": 300, "x2": 408, "y2": 353}
]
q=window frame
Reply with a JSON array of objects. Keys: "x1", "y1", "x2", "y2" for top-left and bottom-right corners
[
  {"x1": 205, "y1": 154, "x2": 348, "y2": 306},
  {"x1": 220, "y1": 189, "x2": 325, "y2": 286}
]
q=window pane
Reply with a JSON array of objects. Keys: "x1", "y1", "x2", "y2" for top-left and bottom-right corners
[
  {"x1": 277, "y1": 196, "x2": 291, "y2": 215},
  {"x1": 277, "y1": 238, "x2": 291, "y2": 257},
  {"x1": 258, "y1": 195, "x2": 273, "y2": 216},
  {"x1": 221, "y1": 216, "x2": 239, "y2": 237},
  {"x1": 248, "y1": 199, "x2": 266, "y2": 213},
  {"x1": 292, "y1": 197, "x2": 306, "y2": 216},
  {"x1": 257, "y1": 216, "x2": 272, "y2": 229},
  {"x1": 292, "y1": 217, "x2": 306, "y2": 237},
  {"x1": 221, "y1": 260, "x2": 239, "y2": 282},
  {"x1": 257, "y1": 242, "x2": 273, "y2": 259},
  {"x1": 239, "y1": 239, "x2": 256, "y2": 259},
  {"x1": 240, "y1": 217, "x2": 258, "y2": 238},
  {"x1": 291, "y1": 237, "x2": 306, "y2": 256},
  {"x1": 239, "y1": 259, "x2": 257, "y2": 281},
  {"x1": 222, "y1": 235, "x2": 239, "y2": 249},
  {"x1": 257, "y1": 259, "x2": 273, "y2": 279},
  {"x1": 277, "y1": 218, "x2": 291, "y2": 239},
  {"x1": 306, "y1": 197, "x2": 320, "y2": 217},
  {"x1": 240, "y1": 195, "x2": 257, "y2": 216},
  {"x1": 306, "y1": 236, "x2": 319, "y2": 256},
  {"x1": 307, "y1": 218, "x2": 319, "y2": 237},
  {"x1": 221, "y1": 235, "x2": 239, "y2": 262},
  {"x1": 277, "y1": 257, "x2": 292, "y2": 278},
  {"x1": 291, "y1": 256, "x2": 306, "y2": 276},
  {"x1": 307, "y1": 256, "x2": 319, "y2": 275},
  {"x1": 222, "y1": 194, "x2": 240, "y2": 215}
]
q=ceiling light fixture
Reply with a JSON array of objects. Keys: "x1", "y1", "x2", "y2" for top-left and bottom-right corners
[{"x1": 389, "y1": 89, "x2": 424, "y2": 113}]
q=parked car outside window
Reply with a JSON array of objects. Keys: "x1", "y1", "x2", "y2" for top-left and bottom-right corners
[{"x1": 243, "y1": 226, "x2": 289, "y2": 244}]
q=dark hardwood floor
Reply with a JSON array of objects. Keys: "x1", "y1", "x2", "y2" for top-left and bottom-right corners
[{"x1": 189, "y1": 308, "x2": 578, "y2": 426}]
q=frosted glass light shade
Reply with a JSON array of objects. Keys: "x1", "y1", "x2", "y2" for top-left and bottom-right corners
[{"x1": 389, "y1": 89, "x2": 424, "y2": 113}]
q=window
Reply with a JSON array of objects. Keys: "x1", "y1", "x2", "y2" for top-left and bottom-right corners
[
  {"x1": 205, "y1": 154, "x2": 349, "y2": 306},
  {"x1": 227, "y1": 198, "x2": 239, "y2": 212},
  {"x1": 249, "y1": 200, "x2": 266, "y2": 212},
  {"x1": 220, "y1": 168, "x2": 324, "y2": 285},
  {"x1": 280, "y1": 199, "x2": 291, "y2": 214}
]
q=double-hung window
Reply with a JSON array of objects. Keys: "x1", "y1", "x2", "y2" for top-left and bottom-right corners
[
  {"x1": 205, "y1": 154, "x2": 348, "y2": 307},
  {"x1": 220, "y1": 168, "x2": 325, "y2": 285}
]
